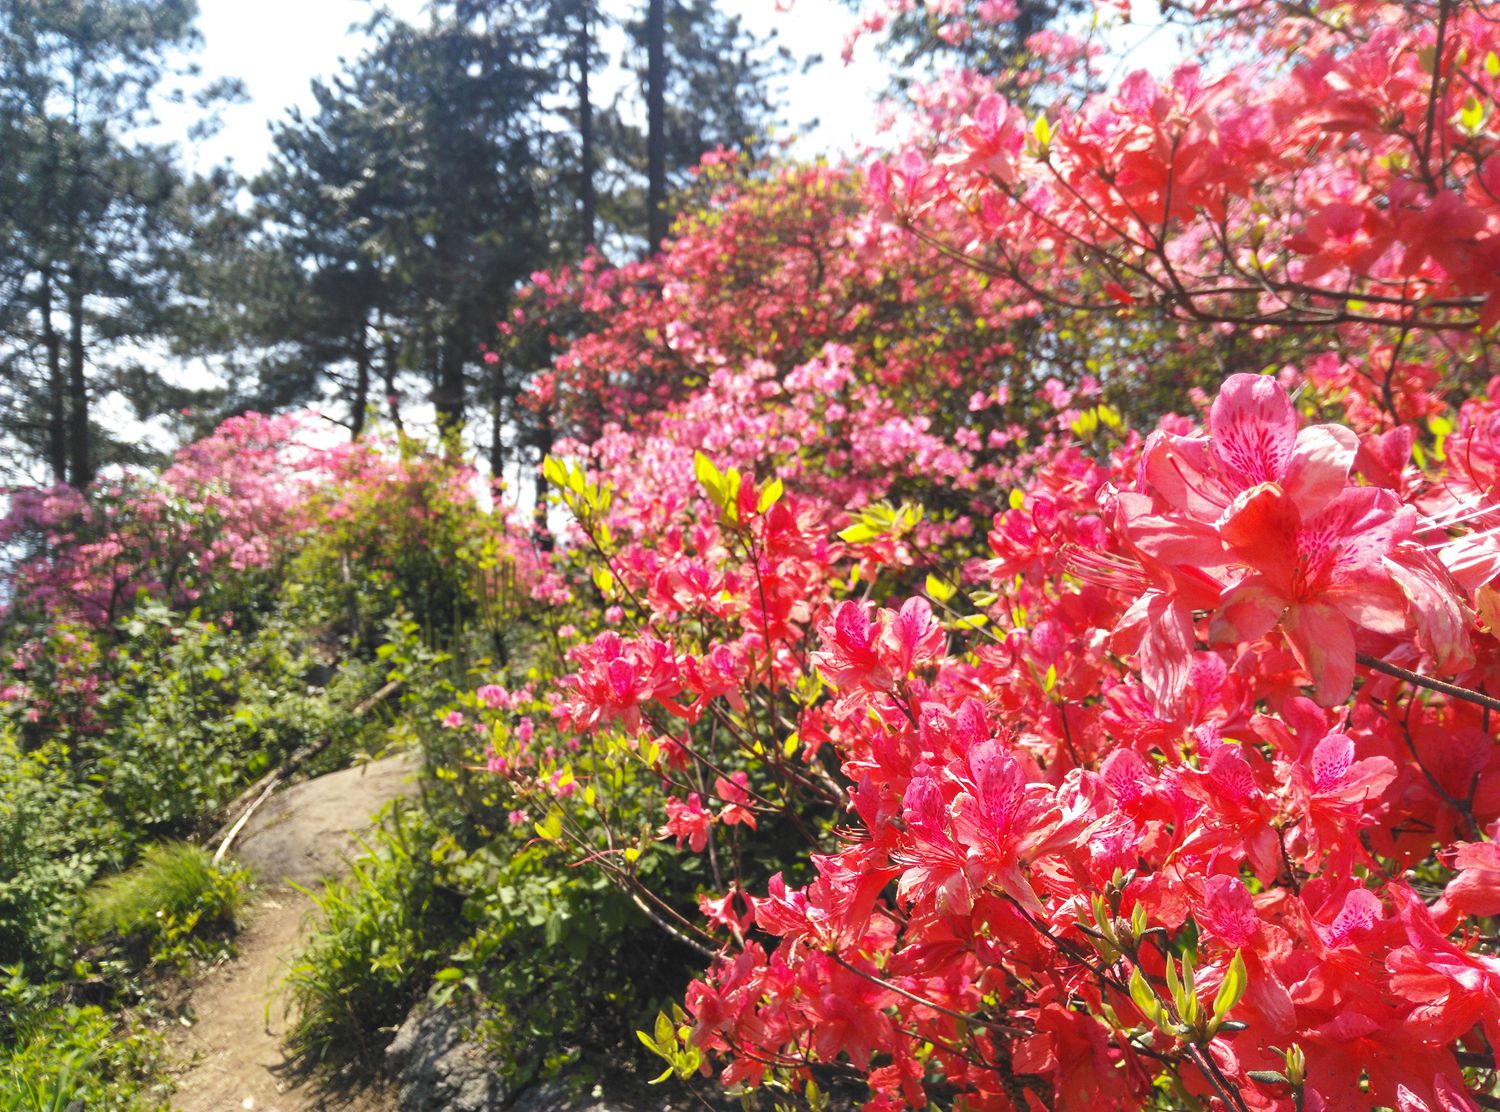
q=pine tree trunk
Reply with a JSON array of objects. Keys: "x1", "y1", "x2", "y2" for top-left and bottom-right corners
[
  {"x1": 65, "y1": 271, "x2": 90, "y2": 488},
  {"x1": 351, "y1": 323, "x2": 371, "y2": 439},
  {"x1": 382, "y1": 330, "x2": 404, "y2": 434},
  {"x1": 646, "y1": 0, "x2": 667, "y2": 251},
  {"x1": 40, "y1": 267, "x2": 67, "y2": 486},
  {"x1": 489, "y1": 375, "x2": 505, "y2": 487},
  {"x1": 533, "y1": 400, "x2": 554, "y2": 549},
  {"x1": 434, "y1": 340, "x2": 465, "y2": 439},
  {"x1": 578, "y1": 2, "x2": 596, "y2": 249}
]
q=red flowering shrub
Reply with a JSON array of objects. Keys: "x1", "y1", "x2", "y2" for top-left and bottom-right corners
[
  {"x1": 453, "y1": 3, "x2": 1500, "y2": 1107},
  {"x1": 479, "y1": 357, "x2": 1500, "y2": 1109}
]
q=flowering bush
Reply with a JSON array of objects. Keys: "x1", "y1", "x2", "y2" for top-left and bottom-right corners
[
  {"x1": 8, "y1": 1, "x2": 1500, "y2": 1107},
  {"x1": 474, "y1": 361, "x2": 1500, "y2": 1110},
  {"x1": 441, "y1": 3, "x2": 1500, "y2": 1107}
]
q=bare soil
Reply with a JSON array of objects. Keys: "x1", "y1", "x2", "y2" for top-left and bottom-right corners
[{"x1": 164, "y1": 752, "x2": 420, "y2": 1112}]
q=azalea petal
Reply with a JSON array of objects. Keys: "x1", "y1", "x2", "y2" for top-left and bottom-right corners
[
  {"x1": 1283, "y1": 600, "x2": 1356, "y2": 706},
  {"x1": 1385, "y1": 549, "x2": 1475, "y2": 673},
  {"x1": 1310, "y1": 732, "x2": 1354, "y2": 792},
  {"x1": 1120, "y1": 500, "x2": 1230, "y2": 573},
  {"x1": 1137, "y1": 592, "x2": 1196, "y2": 719},
  {"x1": 1200, "y1": 874, "x2": 1258, "y2": 947},
  {"x1": 1210, "y1": 373, "x2": 1298, "y2": 486},
  {"x1": 1355, "y1": 425, "x2": 1414, "y2": 491},
  {"x1": 1143, "y1": 432, "x2": 1232, "y2": 517},
  {"x1": 1210, "y1": 576, "x2": 1287, "y2": 644},
  {"x1": 1217, "y1": 484, "x2": 1301, "y2": 593},
  {"x1": 1325, "y1": 886, "x2": 1383, "y2": 948},
  {"x1": 1437, "y1": 529, "x2": 1500, "y2": 593},
  {"x1": 1324, "y1": 572, "x2": 1410, "y2": 636},
  {"x1": 1284, "y1": 423, "x2": 1358, "y2": 516}
]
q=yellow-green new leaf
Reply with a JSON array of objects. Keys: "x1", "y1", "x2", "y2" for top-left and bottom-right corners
[
  {"x1": 1460, "y1": 94, "x2": 1485, "y2": 132},
  {"x1": 838, "y1": 521, "x2": 879, "y2": 544},
  {"x1": 757, "y1": 476, "x2": 784, "y2": 513},
  {"x1": 694, "y1": 451, "x2": 725, "y2": 508},
  {"x1": 1212, "y1": 950, "x2": 1248, "y2": 1026},
  {"x1": 925, "y1": 573, "x2": 957, "y2": 603},
  {"x1": 1129, "y1": 967, "x2": 1169, "y2": 1032},
  {"x1": 533, "y1": 808, "x2": 563, "y2": 843}
]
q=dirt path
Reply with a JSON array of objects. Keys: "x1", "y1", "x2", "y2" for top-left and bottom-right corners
[{"x1": 166, "y1": 752, "x2": 421, "y2": 1112}]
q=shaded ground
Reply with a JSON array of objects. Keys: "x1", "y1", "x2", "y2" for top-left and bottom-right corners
[{"x1": 165, "y1": 752, "x2": 420, "y2": 1112}]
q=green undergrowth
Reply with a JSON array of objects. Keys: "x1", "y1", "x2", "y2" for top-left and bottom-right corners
[
  {"x1": 0, "y1": 967, "x2": 168, "y2": 1111},
  {"x1": 0, "y1": 583, "x2": 411, "y2": 1107},
  {"x1": 283, "y1": 804, "x2": 458, "y2": 1067},
  {"x1": 284, "y1": 790, "x2": 706, "y2": 1094},
  {"x1": 79, "y1": 842, "x2": 247, "y2": 969}
]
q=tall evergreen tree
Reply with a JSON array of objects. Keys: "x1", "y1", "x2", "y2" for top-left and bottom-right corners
[
  {"x1": 230, "y1": 4, "x2": 552, "y2": 440},
  {"x1": 0, "y1": 0, "x2": 207, "y2": 487},
  {"x1": 617, "y1": 0, "x2": 789, "y2": 252},
  {"x1": 646, "y1": 0, "x2": 667, "y2": 251}
]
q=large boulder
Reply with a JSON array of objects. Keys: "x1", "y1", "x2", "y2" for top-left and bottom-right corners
[{"x1": 385, "y1": 1002, "x2": 508, "y2": 1112}]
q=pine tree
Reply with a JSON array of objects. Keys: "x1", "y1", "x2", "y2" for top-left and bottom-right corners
[{"x1": 0, "y1": 0, "x2": 207, "y2": 487}]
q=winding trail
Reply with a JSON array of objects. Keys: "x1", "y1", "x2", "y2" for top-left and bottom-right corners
[{"x1": 165, "y1": 752, "x2": 419, "y2": 1112}]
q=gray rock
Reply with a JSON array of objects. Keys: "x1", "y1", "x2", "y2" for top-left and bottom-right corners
[
  {"x1": 504, "y1": 1080, "x2": 640, "y2": 1111},
  {"x1": 385, "y1": 1002, "x2": 738, "y2": 1112},
  {"x1": 505, "y1": 1076, "x2": 739, "y2": 1112},
  {"x1": 385, "y1": 1002, "x2": 509, "y2": 1111}
]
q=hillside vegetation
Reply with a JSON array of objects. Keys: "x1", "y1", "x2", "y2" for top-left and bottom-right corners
[{"x1": 7, "y1": 1, "x2": 1500, "y2": 1110}]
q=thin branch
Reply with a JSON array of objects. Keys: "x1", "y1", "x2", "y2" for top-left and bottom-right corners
[{"x1": 1357, "y1": 652, "x2": 1500, "y2": 714}]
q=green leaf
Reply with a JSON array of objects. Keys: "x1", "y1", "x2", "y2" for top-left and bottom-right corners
[
  {"x1": 541, "y1": 454, "x2": 567, "y2": 488},
  {"x1": 757, "y1": 476, "x2": 784, "y2": 513},
  {"x1": 837, "y1": 522, "x2": 879, "y2": 544},
  {"x1": 1247, "y1": 1070, "x2": 1288, "y2": 1086},
  {"x1": 533, "y1": 808, "x2": 563, "y2": 843},
  {"x1": 925, "y1": 573, "x2": 956, "y2": 603},
  {"x1": 1212, "y1": 950, "x2": 1247, "y2": 1026},
  {"x1": 1129, "y1": 967, "x2": 1168, "y2": 1031},
  {"x1": 1178, "y1": 951, "x2": 1198, "y2": 1027},
  {"x1": 1460, "y1": 94, "x2": 1484, "y2": 132},
  {"x1": 1130, "y1": 902, "x2": 1147, "y2": 938},
  {"x1": 693, "y1": 451, "x2": 725, "y2": 508}
]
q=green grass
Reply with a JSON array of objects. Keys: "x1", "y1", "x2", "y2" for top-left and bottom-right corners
[
  {"x1": 282, "y1": 807, "x2": 454, "y2": 1067},
  {"x1": 79, "y1": 842, "x2": 246, "y2": 965},
  {"x1": 0, "y1": 967, "x2": 167, "y2": 1112}
]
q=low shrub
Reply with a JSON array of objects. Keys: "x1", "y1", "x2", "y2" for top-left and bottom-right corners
[
  {"x1": 0, "y1": 732, "x2": 121, "y2": 971},
  {"x1": 79, "y1": 842, "x2": 246, "y2": 967},
  {"x1": 0, "y1": 967, "x2": 166, "y2": 1111}
]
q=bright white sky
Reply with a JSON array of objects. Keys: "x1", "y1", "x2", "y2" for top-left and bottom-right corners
[{"x1": 178, "y1": 0, "x2": 893, "y2": 177}]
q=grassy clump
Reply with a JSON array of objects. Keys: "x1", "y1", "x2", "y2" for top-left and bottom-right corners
[
  {"x1": 283, "y1": 805, "x2": 457, "y2": 1067},
  {"x1": 79, "y1": 842, "x2": 246, "y2": 966}
]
